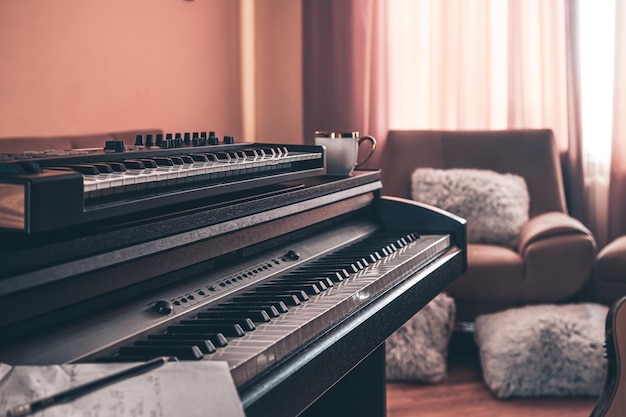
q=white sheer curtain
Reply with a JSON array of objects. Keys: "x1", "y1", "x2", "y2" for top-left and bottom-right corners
[
  {"x1": 385, "y1": 0, "x2": 626, "y2": 246},
  {"x1": 578, "y1": 0, "x2": 616, "y2": 247},
  {"x1": 387, "y1": 0, "x2": 570, "y2": 151}
]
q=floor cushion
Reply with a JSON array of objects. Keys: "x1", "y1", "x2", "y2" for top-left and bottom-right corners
[
  {"x1": 386, "y1": 293, "x2": 456, "y2": 384},
  {"x1": 474, "y1": 303, "x2": 608, "y2": 398}
]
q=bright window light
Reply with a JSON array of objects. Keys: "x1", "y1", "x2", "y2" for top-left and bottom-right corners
[{"x1": 579, "y1": 0, "x2": 615, "y2": 167}]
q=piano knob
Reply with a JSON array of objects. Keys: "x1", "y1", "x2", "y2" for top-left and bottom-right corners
[
  {"x1": 161, "y1": 136, "x2": 173, "y2": 149},
  {"x1": 153, "y1": 300, "x2": 173, "y2": 315},
  {"x1": 155, "y1": 133, "x2": 164, "y2": 147},
  {"x1": 134, "y1": 134, "x2": 144, "y2": 147},
  {"x1": 208, "y1": 131, "x2": 218, "y2": 145},
  {"x1": 104, "y1": 140, "x2": 126, "y2": 153},
  {"x1": 223, "y1": 135, "x2": 234, "y2": 144},
  {"x1": 175, "y1": 133, "x2": 183, "y2": 147},
  {"x1": 145, "y1": 134, "x2": 154, "y2": 147},
  {"x1": 184, "y1": 132, "x2": 191, "y2": 145},
  {"x1": 285, "y1": 250, "x2": 301, "y2": 261}
]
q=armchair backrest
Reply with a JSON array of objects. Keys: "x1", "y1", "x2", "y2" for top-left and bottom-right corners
[{"x1": 380, "y1": 129, "x2": 568, "y2": 217}]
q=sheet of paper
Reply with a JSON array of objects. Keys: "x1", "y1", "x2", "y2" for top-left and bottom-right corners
[{"x1": 0, "y1": 361, "x2": 245, "y2": 417}]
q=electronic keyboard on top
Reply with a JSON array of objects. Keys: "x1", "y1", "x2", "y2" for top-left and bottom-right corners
[{"x1": 0, "y1": 134, "x2": 325, "y2": 234}]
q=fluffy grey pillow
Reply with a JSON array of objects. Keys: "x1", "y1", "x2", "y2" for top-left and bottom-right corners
[
  {"x1": 386, "y1": 293, "x2": 455, "y2": 384},
  {"x1": 411, "y1": 168, "x2": 530, "y2": 249},
  {"x1": 474, "y1": 303, "x2": 608, "y2": 398}
]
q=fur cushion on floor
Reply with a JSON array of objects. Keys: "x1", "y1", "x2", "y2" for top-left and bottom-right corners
[
  {"x1": 474, "y1": 303, "x2": 609, "y2": 398},
  {"x1": 411, "y1": 168, "x2": 529, "y2": 249},
  {"x1": 386, "y1": 293, "x2": 455, "y2": 384}
]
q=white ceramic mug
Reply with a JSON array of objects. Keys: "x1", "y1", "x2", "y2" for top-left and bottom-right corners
[{"x1": 314, "y1": 131, "x2": 377, "y2": 176}]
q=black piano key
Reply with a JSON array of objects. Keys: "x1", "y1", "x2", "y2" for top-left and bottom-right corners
[
  {"x1": 96, "y1": 356, "x2": 158, "y2": 363},
  {"x1": 122, "y1": 159, "x2": 146, "y2": 170},
  {"x1": 214, "y1": 152, "x2": 231, "y2": 161},
  {"x1": 255, "y1": 283, "x2": 321, "y2": 296},
  {"x1": 242, "y1": 289, "x2": 309, "y2": 302},
  {"x1": 117, "y1": 345, "x2": 203, "y2": 360},
  {"x1": 294, "y1": 265, "x2": 350, "y2": 277},
  {"x1": 191, "y1": 154, "x2": 210, "y2": 162},
  {"x1": 198, "y1": 153, "x2": 219, "y2": 162},
  {"x1": 307, "y1": 261, "x2": 359, "y2": 274},
  {"x1": 152, "y1": 157, "x2": 174, "y2": 167},
  {"x1": 91, "y1": 163, "x2": 114, "y2": 174},
  {"x1": 286, "y1": 269, "x2": 347, "y2": 282},
  {"x1": 197, "y1": 310, "x2": 271, "y2": 323},
  {"x1": 180, "y1": 318, "x2": 256, "y2": 332},
  {"x1": 244, "y1": 149, "x2": 258, "y2": 158},
  {"x1": 148, "y1": 333, "x2": 228, "y2": 348},
  {"x1": 368, "y1": 252, "x2": 382, "y2": 262},
  {"x1": 277, "y1": 276, "x2": 334, "y2": 288},
  {"x1": 266, "y1": 279, "x2": 328, "y2": 291},
  {"x1": 66, "y1": 164, "x2": 101, "y2": 175},
  {"x1": 138, "y1": 159, "x2": 158, "y2": 168},
  {"x1": 106, "y1": 162, "x2": 127, "y2": 172},
  {"x1": 167, "y1": 323, "x2": 245, "y2": 337},
  {"x1": 134, "y1": 339, "x2": 216, "y2": 354},
  {"x1": 216, "y1": 303, "x2": 282, "y2": 317},
  {"x1": 232, "y1": 294, "x2": 301, "y2": 307}
]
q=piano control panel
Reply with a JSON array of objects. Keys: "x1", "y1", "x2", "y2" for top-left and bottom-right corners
[{"x1": 154, "y1": 251, "x2": 303, "y2": 314}]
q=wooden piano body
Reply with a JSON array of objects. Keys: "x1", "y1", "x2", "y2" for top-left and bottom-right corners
[{"x1": 0, "y1": 141, "x2": 466, "y2": 417}]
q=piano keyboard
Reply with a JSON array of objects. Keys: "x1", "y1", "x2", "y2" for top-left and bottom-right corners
[
  {"x1": 0, "y1": 141, "x2": 325, "y2": 233},
  {"x1": 65, "y1": 146, "x2": 314, "y2": 199},
  {"x1": 95, "y1": 230, "x2": 451, "y2": 386}
]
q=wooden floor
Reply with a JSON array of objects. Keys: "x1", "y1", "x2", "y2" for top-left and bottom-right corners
[{"x1": 386, "y1": 332, "x2": 599, "y2": 417}]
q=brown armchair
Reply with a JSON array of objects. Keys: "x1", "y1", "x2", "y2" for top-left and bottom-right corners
[{"x1": 380, "y1": 129, "x2": 597, "y2": 322}]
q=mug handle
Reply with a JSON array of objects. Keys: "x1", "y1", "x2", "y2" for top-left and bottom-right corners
[{"x1": 355, "y1": 135, "x2": 377, "y2": 169}]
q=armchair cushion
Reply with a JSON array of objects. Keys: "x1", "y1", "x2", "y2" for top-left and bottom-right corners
[{"x1": 411, "y1": 168, "x2": 529, "y2": 249}]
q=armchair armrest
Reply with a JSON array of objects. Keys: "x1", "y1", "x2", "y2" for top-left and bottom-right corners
[
  {"x1": 518, "y1": 211, "x2": 596, "y2": 301},
  {"x1": 518, "y1": 211, "x2": 594, "y2": 254}
]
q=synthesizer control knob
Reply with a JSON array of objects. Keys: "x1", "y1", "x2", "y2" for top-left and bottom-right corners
[
  {"x1": 145, "y1": 134, "x2": 154, "y2": 147},
  {"x1": 174, "y1": 133, "x2": 183, "y2": 147},
  {"x1": 153, "y1": 300, "x2": 173, "y2": 315},
  {"x1": 208, "y1": 131, "x2": 218, "y2": 145},
  {"x1": 155, "y1": 133, "x2": 164, "y2": 147},
  {"x1": 134, "y1": 134, "x2": 144, "y2": 147},
  {"x1": 223, "y1": 135, "x2": 234, "y2": 144},
  {"x1": 285, "y1": 250, "x2": 301, "y2": 260},
  {"x1": 184, "y1": 132, "x2": 191, "y2": 145},
  {"x1": 104, "y1": 140, "x2": 126, "y2": 153},
  {"x1": 162, "y1": 133, "x2": 173, "y2": 149}
]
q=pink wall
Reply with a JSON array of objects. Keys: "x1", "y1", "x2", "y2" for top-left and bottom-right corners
[
  {"x1": 0, "y1": 1, "x2": 245, "y2": 141},
  {"x1": 254, "y1": 0, "x2": 303, "y2": 144}
]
